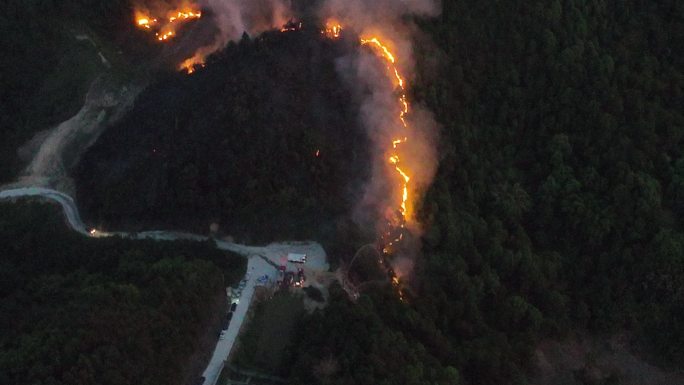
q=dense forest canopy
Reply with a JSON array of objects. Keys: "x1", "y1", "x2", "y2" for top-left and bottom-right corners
[
  {"x1": 289, "y1": 0, "x2": 684, "y2": 384},
  {"x1": 0, "y1": 201, "x2": 245, "y2": 385},
  {"x1": 75, "y1": 29, "x2": 372, "y2": 245}
]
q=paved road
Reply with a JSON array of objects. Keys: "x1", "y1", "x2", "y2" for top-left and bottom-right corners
[
  {"x1": 0, "y1": 188, "x2": 328, "y2": 263},
  {"x1": 201, "y1": 256, "x2": 275, "y2": 385}
]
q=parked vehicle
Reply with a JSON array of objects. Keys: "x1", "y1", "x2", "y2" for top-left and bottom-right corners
[{"x1": 287, "y1": 253, "x2": 307, "y2": 263}]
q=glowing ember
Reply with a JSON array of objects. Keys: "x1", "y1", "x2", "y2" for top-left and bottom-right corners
[
  {"x1": 280, "y1": 20, "x2": 302, "y2": 32},
  {"x1": 137, "y1": 17, "x2": 156, "y2": 29},
  {"x1": 169, "y1": 11, "x2": 201, "y2": 22},
  {"x1": 322, "y1": 21, "x2": 342, "y2": 39},
  {"x1": 156, "y1": 31, "x2": 174, "y2": 41},
  {"x1": 391, "y1": 274, "x2": 405, "y2": 301},
  {"x1": 179, "y1": 53, "x2": 205, "y2": 74}
]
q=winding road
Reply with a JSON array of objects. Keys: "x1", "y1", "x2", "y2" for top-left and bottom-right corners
[
  {"x1": 0, "y1": 187, "x2": 328, "y2": 385},
  {"x1": 0, "y1": 187, "x2": 89, "y2": 234}
]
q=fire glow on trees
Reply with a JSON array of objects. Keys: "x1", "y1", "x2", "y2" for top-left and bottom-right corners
[
  {"x1": 280, "y1": 20, "x2": 303, "y2": 32},
  {"x1": 134, "y1": 6, "x2": 201, "y2": 42},
  {"x1": 359, "y1": 37, "x2": 411, "y2": 229},
  {"x1": 179, "y1": 53, "x2": 205, "y2": 74},
  {"x1": 359, "y1": 36, "x2": 413, "y2": 301},
  {"x1": 179, "y1": 19, "x2": 305, "y2": 74},
  {"x1": 175, "y1": 17, "x2": 429, "y2": 300},
  {"x1": 322, "y1": 20, "x2": 342, "y2": 39}
]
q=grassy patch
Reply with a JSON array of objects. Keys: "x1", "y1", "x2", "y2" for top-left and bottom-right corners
[{"x1": 233, "y1": 292, "x2": 305, "y2": 375}]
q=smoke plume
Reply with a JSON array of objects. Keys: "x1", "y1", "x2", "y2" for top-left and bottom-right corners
[
  {"x1": 181, "y1": 0, "x2": 442, "y2": 266},
  {"x1": 324, "y1": 0, "x2": 441, "y2": 239},
  {"x1": 200, "y1": 0, "x2": 292, "y2": 45},
  {"x1": 179, "y1": 0, "x2": 293, "y2": 69}
]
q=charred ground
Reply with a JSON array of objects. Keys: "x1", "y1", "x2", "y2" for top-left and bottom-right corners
[{"x1": 75, "y1": 29, "x2": 372, "y2": 245}]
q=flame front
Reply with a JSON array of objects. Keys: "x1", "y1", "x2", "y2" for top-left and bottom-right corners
[
  {"x1": 360, "y1": 36, "x2": 412, "y2": 225},
  {"x1": 318, "y1": 22, "x2": 415, "y2": 301},
  {"x1": 361, "y1": 36, "x2": 414, "y2": 301},
  {"x1": 134, "y1": 5, "x2": 201, "y2": 43}
]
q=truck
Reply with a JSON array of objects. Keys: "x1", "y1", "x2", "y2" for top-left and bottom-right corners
[{"x1": 287, "y1": 253, "x2": 307, "y2": 263}]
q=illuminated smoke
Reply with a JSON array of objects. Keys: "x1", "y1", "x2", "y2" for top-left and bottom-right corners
[
  {"x1": 172, "y1": 0, "x2": 442, "y2": 273},
  {"x1": 180, "y1": 0, "x2": 293, "y2": 72},
  {"x1": 322, "y1": 0, "x2": 441, "y2": 249}
]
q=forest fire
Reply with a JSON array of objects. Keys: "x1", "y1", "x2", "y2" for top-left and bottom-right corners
[
  {"x1": 280, "y1": 20, "x2": 302, "y2": 32},
  {"x1": 136, "y1": 15, "x2": 157, "y2": 29},
  {"x1": 134, "y1": 4, "x2": 201, "y2": 42},
  {"x1": 179, "y1": 53, "x2": 205, "y2": 74},
  {"x1": 360, "y1": 36, "x2": 412, "y2": 226},
  {"x1": 323, "y1": 25, "x2": 417, "y2": 300},
  {"x1": 174, "y1": 16, "x2": 428, "y2": 299}
]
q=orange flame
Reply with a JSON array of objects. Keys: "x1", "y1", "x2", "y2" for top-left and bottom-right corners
[
  {"x1": 135, "y1": 10, "x2": 158, "y2": 29},
  {"x1": 322, "y1": 23, "x2": 414, "y2": 301},
  {"x1": 134, "y1": 6, "x2": 201, "y2": 43},
  {"x1": 361, "y1": 36, "x2": 412, "y2": 224},
  {"x1": 360, "y1": 38, "x2": 397, "y2": 63},
  {"x1": 322, "y1": 20, "x2": 342, "y2": 39},
  {"x1": 179, "y1": 53, "x2": 205, "y2": 74}
]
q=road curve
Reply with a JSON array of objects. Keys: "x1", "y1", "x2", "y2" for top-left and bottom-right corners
[
  {"x1": 0, "y1": 187, "x2": 89, "y2": 235},
  {"x1": 0, "y1": 187, "x2": 328, "y2": 385}
]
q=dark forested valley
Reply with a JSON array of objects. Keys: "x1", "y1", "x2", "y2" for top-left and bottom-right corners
[{"x1": 0, "y1": 201, "x2": 245, "y2": 385}]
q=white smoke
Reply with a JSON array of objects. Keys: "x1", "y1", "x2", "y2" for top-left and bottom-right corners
[
  {"x1": 322, "y1": 0, "x2": 441, "y2": 236},
  {"x1": 199, "y1": 0, "x2": 293, "y2": 45},
  {"x1": 318, "y1": 0, "x2": 440, "y2": 28},
  {"x1": 192, "y1": 0, "x2": 442, "y2": 246}
]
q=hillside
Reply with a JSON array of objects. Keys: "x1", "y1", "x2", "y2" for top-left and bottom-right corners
[
  {"x1": 1, "y1": 0, "x2": 683, "y2": 384},
  {"x1": 0, "y1": 1, "x2": 142, "y2": 182},
  {"x1": 287, "y1": 1, "x2": 684, "y2": 384},
  {"x1": 75, "y1": 29, "x2": 371, "y2": 245}
]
